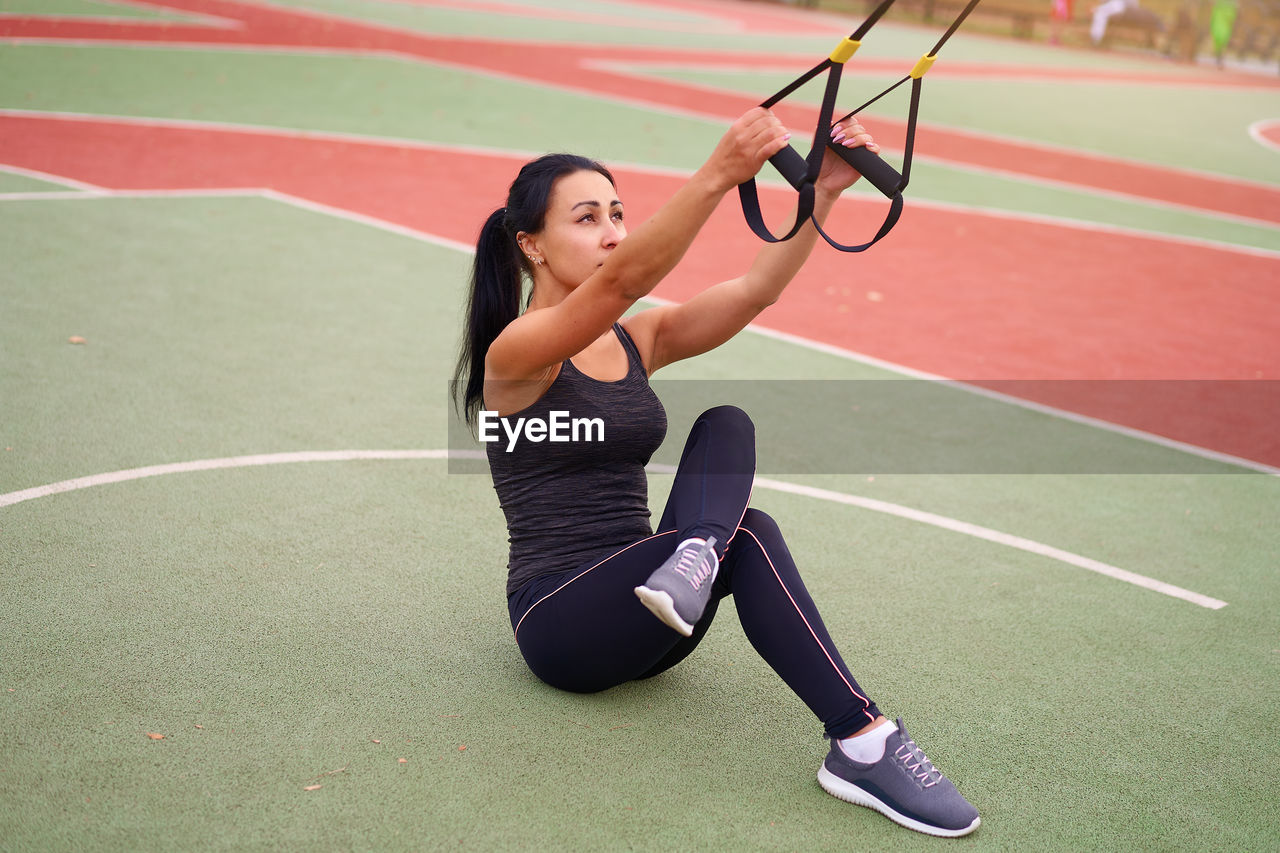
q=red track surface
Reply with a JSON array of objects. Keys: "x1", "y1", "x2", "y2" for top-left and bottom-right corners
[
  {"x1": 2, "y1": 0, "x2": 1277, "y2": 466},
  {"x1": 4, "y1": 0, "x2": 1279, "y2": 222}
]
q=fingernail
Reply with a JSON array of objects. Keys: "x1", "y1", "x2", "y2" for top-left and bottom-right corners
[
  {"x1": 783, "y1": 132, "x2": 792, "y2": 141},
  {"x1": 831, "y1": 131, "x2": 846, "y2": 143}
]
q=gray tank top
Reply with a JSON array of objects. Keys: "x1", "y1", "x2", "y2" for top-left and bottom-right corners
[{"x1": 488, "y1": 324, "x2": 668, "y2": 596}]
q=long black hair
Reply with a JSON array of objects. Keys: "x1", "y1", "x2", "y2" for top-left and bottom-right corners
[{"x1": 453, "y1": 153, "x2": 616, "y2": 428}]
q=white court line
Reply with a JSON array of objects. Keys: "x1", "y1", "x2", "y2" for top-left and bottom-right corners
[
  {"x1": 594, "y1": 57, "x2": 1280, "y2": 92},
  {"x1": 0, "y1": 186, "x2": 264, "y2": 202},
  {"x1": 4, "y1": 106, "x2": 1276, "y2": 250},
  {"x1": 586, "y1": 61, "x2": 1280, "y2": 209},
  {"x1": 1248, "y1": 118, "x2": 1280, "y2": 154},
  {"x1": 579, "y1": 55, "x2": 1280, "y2": 193},
  {"x1": 108, "y1": 0, "x2": 243, "y2": 27},
  {"x1": 4, "y1": 183, "x2": 1276, "y2": 475},
  {"x1": 0, "y1": 12, "x2": 227, "y2": 26},
  {"x1": 0, "y1": 187, "x2": 1244, "y2": 604},
  {"x1": 0, "y1": 106, "x2": 556, "y2": 164},
  {"x1": 260, "y1": 189, "x2": 477, "y2": 253},
  {"x1": 0, "y1": 0, "x2": 241, "y2": 29},
  {"x1": 376, "y1": 0, "x2": 752, "y2": 35},
  {"x1": 0, "y1": 450, "x2": 1228, "y2": 609},
  {"x1": 643, "y1": 294, "x2": 1280, "y2": 476},
  {"x1": 0, "y1": 450, "x2": 453, "y2": 508},
  {"x1": 0, "y1": 163, "x2": 108, "y2": 192},
  {"x1": 0, "y1": 190, "x2": 108, "y2": 201},
  {"x1": 7, "y1": 19, "x2": 1278, "y2": 198},
  {"x1": 902, "y1": 159, "x2": 1280, "y2": 240},
  {"x1": 244, "y1": 0, "x2": 842, "y2": 43},
  {"x1": 0, "y1": 184, "x2": 501, "y2": 253},
  {"x1": 748, "y1": 475, "x2": 1230, "y2": 610}
]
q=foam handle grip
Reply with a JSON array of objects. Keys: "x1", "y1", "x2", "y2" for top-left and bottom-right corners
[
  {"x1": 768, "y1": 143, "x2": 903, "y2": 198},
  {"x1": 828, "y1": 142, "x2": 902, "y2": 198},
  {"x1": 767, "y1": 145, "x2": 811, "y2": 191}
]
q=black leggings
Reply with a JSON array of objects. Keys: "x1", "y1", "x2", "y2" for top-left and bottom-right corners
[{"x1": 506, "y1": 406, "x2": 882, "y2": 739}]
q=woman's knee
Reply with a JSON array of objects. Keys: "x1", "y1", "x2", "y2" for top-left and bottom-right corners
[
  {"x1": 696, "y1": 405, "x2": 755, "y2": 440},
  {"x1": 723, "y1": 509, "x2": 788, "y2": 573},
  {"x1": 739, "y1": 507, "x2": 781, "y2": 542},
  {"x1": 717, "y1": 508, "x2": 797, "y2": 591}
]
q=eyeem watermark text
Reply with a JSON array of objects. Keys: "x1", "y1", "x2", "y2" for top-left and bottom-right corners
[{"x1": 478, "y1": 410, "x2": 604, "y2": 452}]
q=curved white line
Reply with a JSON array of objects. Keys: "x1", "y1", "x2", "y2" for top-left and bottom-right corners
[
  {"x1": 751, "y1": 475, "x2": 1228, "y2": 610},
  {"x1": 0, "y1": 449, "x2": 478, "y2": 508},
  {"x1": 0, "y1": 451, "x2": 1227, "y2": 609},
  {"x1": 1248, "y1": 118, "x2": 1280, "y2": 154}
]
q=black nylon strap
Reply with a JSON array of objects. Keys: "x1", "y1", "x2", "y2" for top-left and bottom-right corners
[
  {"x1": 808, "y1": 64, "x2": 845, "y2": 186},
  {"x1": 851, "y1": 0, "x2": 900, "y2": 40},
  {"x1": 737, "y1": 179, "x2": 815, "y2": 244},
  {"x1": 762, "y1": 58, "x2": 830, "y2": 110},
  {"x1": 836, "y1": 75, "x2": 909, "y2": 126},
  {"x1": 812, "y1": 76, "x2": 923, "y2": 253},
  {"x1": 929, "y1": 0, "x2": 985, "y2": 55},
  {"x1": 737, "y1": 58, "x2": 844, "y2": 244},
  {"x1": 898, "y1": 76, "x2": 924, "y2": 193},
  {"x1": 736, "y1": 0, "x2": 976, "y2": 253}
]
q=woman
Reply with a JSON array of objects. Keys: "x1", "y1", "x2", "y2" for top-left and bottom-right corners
[{"x1": 454, "y1": 108, "x2": 980, "y2": 838}]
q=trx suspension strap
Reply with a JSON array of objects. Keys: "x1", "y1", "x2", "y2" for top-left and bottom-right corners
[{"x1": 737, "y1": 0, "x2": 983, "y2": 253}]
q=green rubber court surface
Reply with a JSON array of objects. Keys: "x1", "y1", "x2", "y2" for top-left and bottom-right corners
[{"x1": 2, "y1": 1, "x2": 1279, "y2": 849}]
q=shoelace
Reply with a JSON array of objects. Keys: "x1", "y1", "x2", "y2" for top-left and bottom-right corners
[
  {"x1": 674, "y1": 538, "x2": 717, "y2": 591},
  {"x1": 894, "y1": 737, "x2": 943, "y2": 788}
]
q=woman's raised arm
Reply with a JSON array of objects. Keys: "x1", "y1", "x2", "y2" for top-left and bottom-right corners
[{"x1": 484, "y1": 108, "x2": 792, "y2": 384}]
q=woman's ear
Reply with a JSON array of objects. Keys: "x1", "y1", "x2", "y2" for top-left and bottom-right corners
[{"x1": 516, "y1": 232, "x2": 543, "y2": 267}]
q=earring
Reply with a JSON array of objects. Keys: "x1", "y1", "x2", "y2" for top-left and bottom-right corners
[{"x1": 528, "y1": 256, "x2": 543, "y2": 266}]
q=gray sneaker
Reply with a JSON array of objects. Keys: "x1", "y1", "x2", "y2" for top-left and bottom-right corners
[
  {"x1": 634, "y1": 536, "x2": 719, "y2": 637},
  {"x1": 818, "y1": 718, "x2": 980, "y2": 837}
]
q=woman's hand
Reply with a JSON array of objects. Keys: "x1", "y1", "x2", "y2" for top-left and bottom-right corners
[
  {"x1": 817, "y1": 117, "x2": 881, "y2": 195},
  {"x1": 701, "y1": 107, "x2": 792, "y2": 193}
]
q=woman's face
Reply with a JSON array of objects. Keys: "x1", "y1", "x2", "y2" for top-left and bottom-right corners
[{"x1": 524, "y1": 169, "x2": 626, "y2": 288}]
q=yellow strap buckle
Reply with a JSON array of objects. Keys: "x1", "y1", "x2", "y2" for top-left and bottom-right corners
[
  {"x1": 909, "y1": 54, "x2": 937, "y2": 79},
  {"x1": 828, "y1": 38, "x2": 861, "y2": 64}
]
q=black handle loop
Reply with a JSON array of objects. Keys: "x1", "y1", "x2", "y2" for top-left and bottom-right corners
[
  {"x1": 738, "y1": 67, "x2": 907, "y2": 253},
  {"x1": 734, "y1": 0, "x2": 978, "y2": 253},
  {"x1": 737, "y1": 59, "x2": 845, "y2": 245},
  {"x1": 809, "y1": 75, "x2": 922, "y2": 252},
  {"x1": 814, "y1": 191, "x2": 903, "y2": 253}
]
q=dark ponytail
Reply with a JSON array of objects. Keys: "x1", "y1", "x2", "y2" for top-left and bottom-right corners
[{"x1": 453, "y1": 153, "x2": 616, "y2": 428}]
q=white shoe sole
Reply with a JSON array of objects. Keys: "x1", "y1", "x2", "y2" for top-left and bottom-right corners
[
  {"x1": 817, "y1": 764, "x2": 980, "y2": 838},
  {"x1": 633, "y1": 585, "x2": 695, "y2": 637}
]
